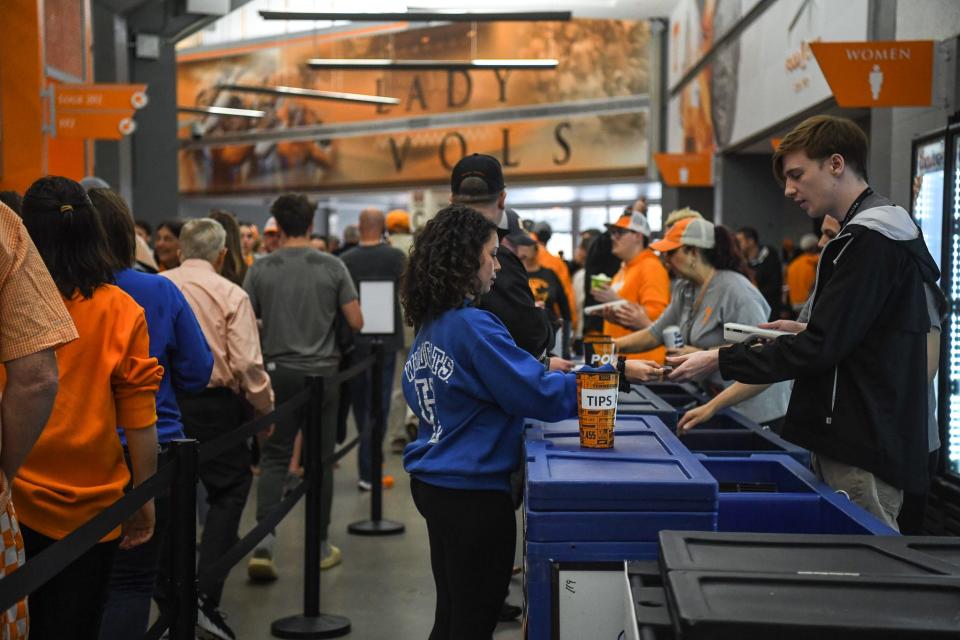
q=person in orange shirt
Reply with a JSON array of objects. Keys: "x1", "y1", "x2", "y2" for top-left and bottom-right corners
[
  {"x1": 239, "y1": 222, "x2": 260, "y2": 266},
  {"x1": 15, "y1": 177, "x2": 162, "y2": 640},
  {"x1": 786, "y1": 233, "x2": 820, "y2": 313},
  {"x1": 591, "y1": 211, "x2": 671, "y2": 362},
  {"x1": 532, "y1": 222, "x2": 578, "y2": 333}
]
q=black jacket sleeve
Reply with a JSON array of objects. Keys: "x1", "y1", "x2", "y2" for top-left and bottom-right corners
[
  {"x1": 719, "y1": 231, "x2": 914, "y2": 383},
  {"x1": 478, "y1": 249, "x2": 553, "y2": 358}
]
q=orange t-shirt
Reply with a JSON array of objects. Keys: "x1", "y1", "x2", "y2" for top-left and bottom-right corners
[
  {"x1": 538, "y1": 247, "x2": 578, "y2": 331},
  {"x1": 11, "y1": 285, "x2": 162, "y2": 540},
  {"x1": 603, "y1": 249, "x2": 671, "y2": 363},
  {"x1": 786, "y1": 253, "x2": 819, "y2": 308}
]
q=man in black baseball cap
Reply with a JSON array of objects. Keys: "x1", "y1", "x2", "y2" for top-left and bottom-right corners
[
  {"x1": 449, "y1": 156, "x2": 555, "y2": 363},
  {"x1": 450, "y1": 154, "x2": 509, "y2": 232}
]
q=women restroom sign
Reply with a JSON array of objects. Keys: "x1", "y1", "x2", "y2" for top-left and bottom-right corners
[{"x1": 810, "y1": 40, "x2": 933, "y2": 107}]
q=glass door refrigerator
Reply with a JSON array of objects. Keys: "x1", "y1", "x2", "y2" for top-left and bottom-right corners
[{"x1": 917, "y1": 122, "x2": 959, "y2": 501}]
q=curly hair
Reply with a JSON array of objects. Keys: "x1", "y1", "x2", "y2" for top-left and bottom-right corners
[{"x1": 400, "y1": 205, "x2": 497, "y2": 328}]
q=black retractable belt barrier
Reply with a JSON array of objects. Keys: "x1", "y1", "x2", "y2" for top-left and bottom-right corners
[
  {"x1": 0, "y1": 358, "x2": 376, "y2": 640},
  {"x1": 168, "y1": 439, "x2": 199, "y2": 640},
  {"x1": 0, "y1": 460, "x2": 174, "y2": 616},
  {"x1": 271, "y1": 375, "x2": 352, "y2": 639},
  {"x1": 348, "y1": 340, "x2": 405, "y2": 536}
]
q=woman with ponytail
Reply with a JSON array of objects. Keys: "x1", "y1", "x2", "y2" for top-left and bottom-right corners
[
  {"x1": 16, "y1": 176, "x2": 161, "y2": 639},
  {"x1": 615, "y1": 217, "x2": 790, "y2": 427}
]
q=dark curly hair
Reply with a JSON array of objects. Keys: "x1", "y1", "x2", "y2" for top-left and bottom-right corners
[{"x1": 400, "y1": 205, "x2": 497, "y2": 328}]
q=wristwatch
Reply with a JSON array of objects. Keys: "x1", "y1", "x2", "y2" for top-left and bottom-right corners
[{"x1": 616, "y1": 356, "x2": 631, "y2": 391}]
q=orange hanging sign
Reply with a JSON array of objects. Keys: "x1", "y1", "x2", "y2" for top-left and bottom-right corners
[
  {"x1": 56, "y1": 84, "x2": 149, "y2": 111},
  {"x1": 654, "y1": 152, "x2": 713, "y2": 187},
  {"x1": 55, "y1": 112, "x2": 137, "y2": 140},
  {"x1": 810, "y1": 40, "x2": 933, "y2": 107}
]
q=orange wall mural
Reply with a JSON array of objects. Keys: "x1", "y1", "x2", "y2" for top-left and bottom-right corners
[{"x1": 177, "y1": 19, "x2": 651, "y2": 193}]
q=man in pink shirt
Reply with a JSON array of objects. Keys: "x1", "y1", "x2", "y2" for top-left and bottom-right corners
[{"x1": 162, "y1": 217, "x2": 274, "y2": 640}]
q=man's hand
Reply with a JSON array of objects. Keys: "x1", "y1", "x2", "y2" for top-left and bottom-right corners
[
  {"x1": 759, "y1": 319, "x2": 806, "y2": 333},
  {"x1": 624, "y1": 360, "x2": 667, "y2": 382},
  {"x1": 548, "y1": 357, "x2": 575, "y2": 372},
  {"x1": 667, "y1": 350, "x2": 720, "y2": 382},
  {"x1": 591, "y1": 285, "x2": 621, "y2": 304},
  {"x1": 677, "y1": 403, "x2": 717, "y2": 432},
  {"x1": 609, "y1": 302, "x2": 651, "y2": 330},
  {"x1": 120, "y1": 499, "x2": 155, "y2": 550},
  {"x1": 666, "y1": 345, "x2": 701, "y2": 357}
]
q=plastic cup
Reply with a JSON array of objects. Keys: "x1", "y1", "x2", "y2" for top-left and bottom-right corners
[
  {"x1": 576, "y1": 370, "x2": 619, "y2": 449},
  {"x1": 583, "y1": 335, "x2": 616, "y2": 367},
  {"x1": 590, "y1": 274, "x2": 612, "y2": 291}
]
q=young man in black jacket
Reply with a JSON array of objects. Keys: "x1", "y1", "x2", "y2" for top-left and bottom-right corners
[{"x1": 668, "y1": 116, "x2": 943, "y2": 529}]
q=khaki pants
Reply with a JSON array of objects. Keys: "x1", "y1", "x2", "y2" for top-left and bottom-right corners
[{"x1": 811, "y1": 453, "x2": 903, "y2": 531}]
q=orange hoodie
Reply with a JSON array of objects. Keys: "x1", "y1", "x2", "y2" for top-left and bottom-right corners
[
  {"x1": 603, "y1": 249, "x2": 671, "y2": 362},
  {"x1": 11, "y1": 285, "x2": 162, "y2": 540}
]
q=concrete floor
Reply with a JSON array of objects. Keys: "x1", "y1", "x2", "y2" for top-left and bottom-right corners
[{"x1": 215, "y1": 385, "x2": 524, "y2": 640}]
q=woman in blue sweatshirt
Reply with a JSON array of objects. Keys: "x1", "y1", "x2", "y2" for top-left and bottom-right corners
[{"x1": 400, "y1": 205, "x2": 579, "y2": 639}]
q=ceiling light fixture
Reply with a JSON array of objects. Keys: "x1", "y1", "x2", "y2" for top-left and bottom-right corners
[
  {"x1": 306, "y1": 58, "x2": 559, "y2": 71},
  {"x1": 216, "y1": 84, "x2": 401, "y2": 106},
  {"x1": 259, "y1": 10, "x2": 571, "y2": 22},
  {"x1": 178, "y1": 105, "x2": 266, "y2": 118}
]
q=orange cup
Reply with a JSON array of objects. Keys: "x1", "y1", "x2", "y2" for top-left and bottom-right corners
[{"x1": 575, "y1": 370, "x2": 619, "y2": 448}]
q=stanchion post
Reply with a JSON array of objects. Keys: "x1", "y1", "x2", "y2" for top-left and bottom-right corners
[
  {"x1": 271, "y1": 377, "x2": 351, "y2": 639},
  {"x1": 348, "y1": 340, "x2": 404, "y2": 536},
  {"x1": 169, "y1": 439, "x2": 199, "y2": 640}
]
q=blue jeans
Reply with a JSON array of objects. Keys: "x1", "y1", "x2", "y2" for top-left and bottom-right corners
[{"x1": 350, "y1": 345, "x2": 397, "y2": 483}]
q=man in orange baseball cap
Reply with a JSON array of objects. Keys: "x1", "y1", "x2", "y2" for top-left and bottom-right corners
[{"x1": 591, "y1": 210, "x2": 670, "y2": 362}]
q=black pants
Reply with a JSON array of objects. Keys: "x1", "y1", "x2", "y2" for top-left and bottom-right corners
[
  {"x1": 177, "y1": 387, "x2": 252, "y2": 605},
  {"x1": 21, "y1": 524, "x2": 118, "y2": 640},
  {"x1": 411, "y1": 477, "x2": 515, "y2": 640},
  {"x1": 898, "y1": 448, "x2": 940, "y2": 534}
]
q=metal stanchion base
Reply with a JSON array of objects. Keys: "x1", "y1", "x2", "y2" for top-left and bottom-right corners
[
  {"x1": 347, "y1": 519, "x2": 405, "y2": 536},
  {"x1": 271, "y1": 614, "x2": 351, "y2": 639}
]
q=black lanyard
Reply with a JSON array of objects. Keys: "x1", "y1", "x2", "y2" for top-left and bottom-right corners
[{"x1": 840, "y1": 187, "x2": 873, "y2": 227}]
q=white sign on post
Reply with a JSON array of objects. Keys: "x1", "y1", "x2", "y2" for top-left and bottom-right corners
[{"x1": 359, "y1": 280, "x2": 395, "y2": 336}]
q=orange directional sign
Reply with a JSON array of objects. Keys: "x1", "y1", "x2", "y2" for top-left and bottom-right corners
[
  {"x1": 56, "y1": 112, "x2": 136, "y2": 140},
  {"x1": 52, "y1": 83, "x2": 147, "y2": 139},
  {"x1": 654, "y1": 152, "x2": 713, "y2": 187},
  {"x1": 810, "y1": 40, "x2": 933, "y2": 107},
  {"x1": 56, "y1": 84, "x2": 148, "y2": 111}
]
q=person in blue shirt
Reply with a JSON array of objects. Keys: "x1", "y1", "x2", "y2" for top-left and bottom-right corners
[
  {"x1": 88, "y1": 188, "x2": 213, "y2": 639},
  {"x1": 400, "y1": 205, "x2": 579, "y2": 639}
]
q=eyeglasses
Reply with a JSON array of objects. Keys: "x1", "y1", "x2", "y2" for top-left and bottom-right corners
[{"x1": 609, "y1": 227, "x2": 634, "y2": 237}]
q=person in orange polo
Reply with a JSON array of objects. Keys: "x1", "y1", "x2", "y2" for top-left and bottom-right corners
[
  {"x1": 592, "y1": 211, "x2": 670, "y2": 362},
  {"x1": 14, "y1": 177, "x2": 162, "y2": 639}
]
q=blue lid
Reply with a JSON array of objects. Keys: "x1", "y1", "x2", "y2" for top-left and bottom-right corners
[
  {"x1": 617, "y1": 386, "x2": 678, "y2": 428},
  {"x1": 525, "y1": 424, "x2": 718, "y2": 512}
]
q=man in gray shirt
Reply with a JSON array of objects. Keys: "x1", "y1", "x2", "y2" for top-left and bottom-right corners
[{"x1": 244, "y1": 194, "x2": 362, "y2": 579}]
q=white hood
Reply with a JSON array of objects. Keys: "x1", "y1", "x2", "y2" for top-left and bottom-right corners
[{"x1": 845, "y1": 205, "x2": 918, "y2": 242}]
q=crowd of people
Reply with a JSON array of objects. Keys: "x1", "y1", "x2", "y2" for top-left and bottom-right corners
[{"x1": 0, "y1": 114, "x2": 946, "y2": 640}]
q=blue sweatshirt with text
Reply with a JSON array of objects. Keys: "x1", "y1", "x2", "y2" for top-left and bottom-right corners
[{"x1": 402, "y1": 306, "x2": 578, "y2": 492}]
